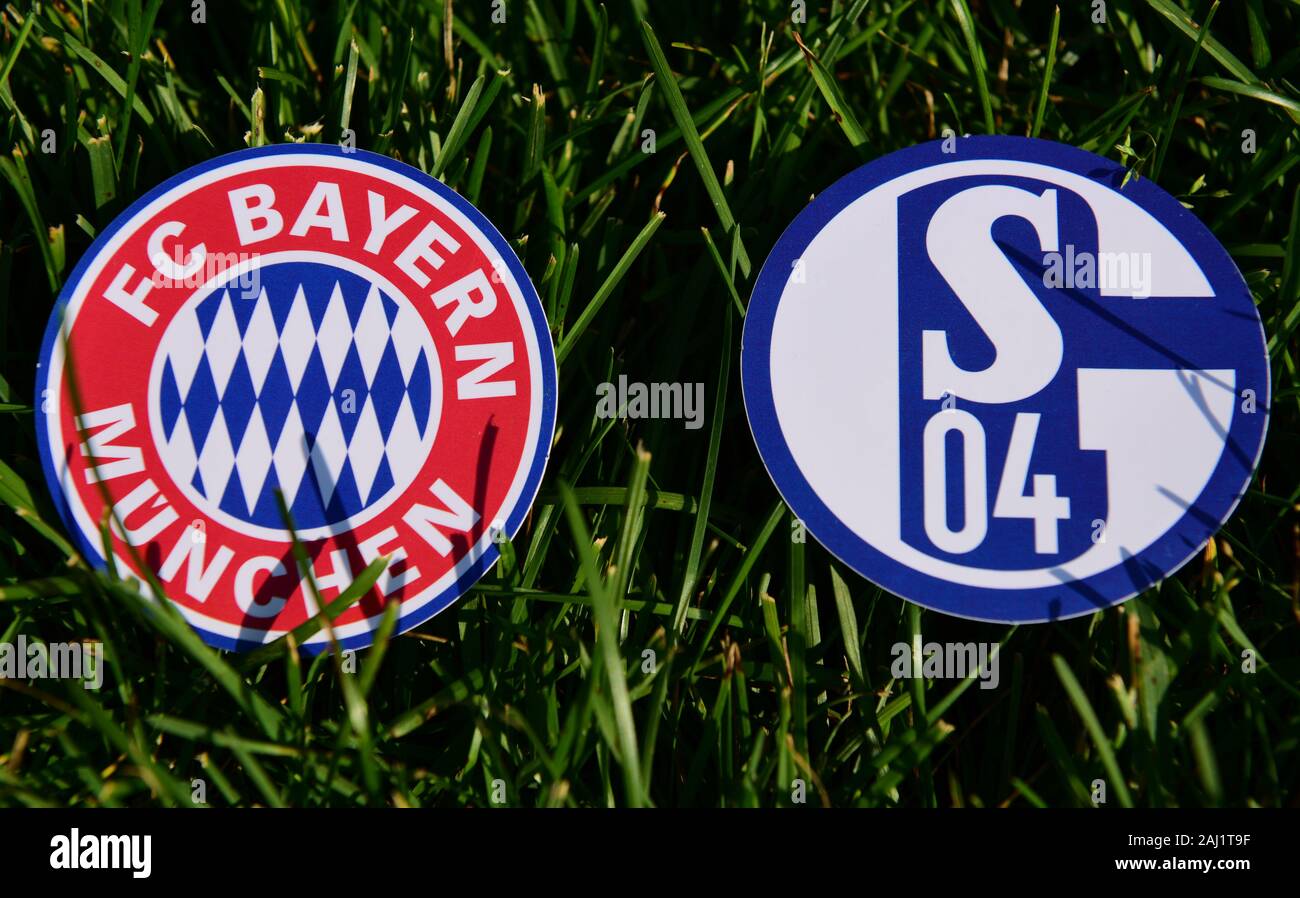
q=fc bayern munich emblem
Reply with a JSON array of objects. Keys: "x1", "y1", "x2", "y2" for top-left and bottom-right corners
[{"x1": 36, "y1": 145, "x2": 556, "y2": 652}]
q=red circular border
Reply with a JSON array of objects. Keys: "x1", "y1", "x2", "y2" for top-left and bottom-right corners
[{"x1": 55, "y1": 160, "x2": 536, "y2": 636}]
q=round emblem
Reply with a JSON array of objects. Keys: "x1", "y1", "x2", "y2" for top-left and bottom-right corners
[
  {"x1": 37, "y1": 145, "x2": 556, "y2": 651},
  {"x1": 742, "y1": 137, "x2": 1269, "y2": 623}
]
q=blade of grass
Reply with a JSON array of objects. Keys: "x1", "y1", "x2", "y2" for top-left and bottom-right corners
[
  {"x1": 640, "y1": 21, "x2": 751, "y2": 277},
  {"x1": 555, "y1": 210, "x2": 664, "y2": 364},
  {"x1": 672, "y1": 303, "x2": 732, "y2": 633},
  {"x1": 559, "y1": 480, "x2": 646, "y2": 807},
  {"x1": 949, "y1": 0, "x2": 995, "y2": 134},
  {"x1": 1030, "y1": 6, "x2": 1060, "y2": 138},
  {"x1": 1053, "y1": 654, "x2": 1134, "y2": 807}
]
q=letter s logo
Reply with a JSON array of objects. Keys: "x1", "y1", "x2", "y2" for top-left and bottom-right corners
[{"x1": 923, "y1": 186, "x2": 1062, "y2": 404}]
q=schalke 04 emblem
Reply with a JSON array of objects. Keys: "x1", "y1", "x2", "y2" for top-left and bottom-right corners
[{"x1": 742, "y1": 137, "x2": 1269, "y2": 623}]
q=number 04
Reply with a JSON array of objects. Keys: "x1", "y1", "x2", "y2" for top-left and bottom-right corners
[{"x1": 923, "y1": 411, "x2": 1070, "y2": 555}]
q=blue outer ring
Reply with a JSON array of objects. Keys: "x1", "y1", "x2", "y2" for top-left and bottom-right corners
[
  {"x1": 740, "y1": 136, "x2": 1270, "y2": 623},
  {"x1": 35, "y1": 144, "x2": 558, "y2": 652}
]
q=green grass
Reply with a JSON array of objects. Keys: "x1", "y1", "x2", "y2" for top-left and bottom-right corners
[{"x1": 1, "y1": 0, "x2": 1298, "y2": 808}]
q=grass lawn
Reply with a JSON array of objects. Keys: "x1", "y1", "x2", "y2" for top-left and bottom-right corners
[{"x1": 0, "y1": 0, "x2": 1297, "y2": 808}]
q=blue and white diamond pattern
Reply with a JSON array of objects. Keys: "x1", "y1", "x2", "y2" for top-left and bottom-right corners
[{"x1": 154, "y1": 262, "x2": 439, "y2": 531}]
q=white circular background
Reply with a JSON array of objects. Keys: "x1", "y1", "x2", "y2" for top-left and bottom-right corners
[{"x1": 147, "y1": 250, "x2": 443, "y2": 541}]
